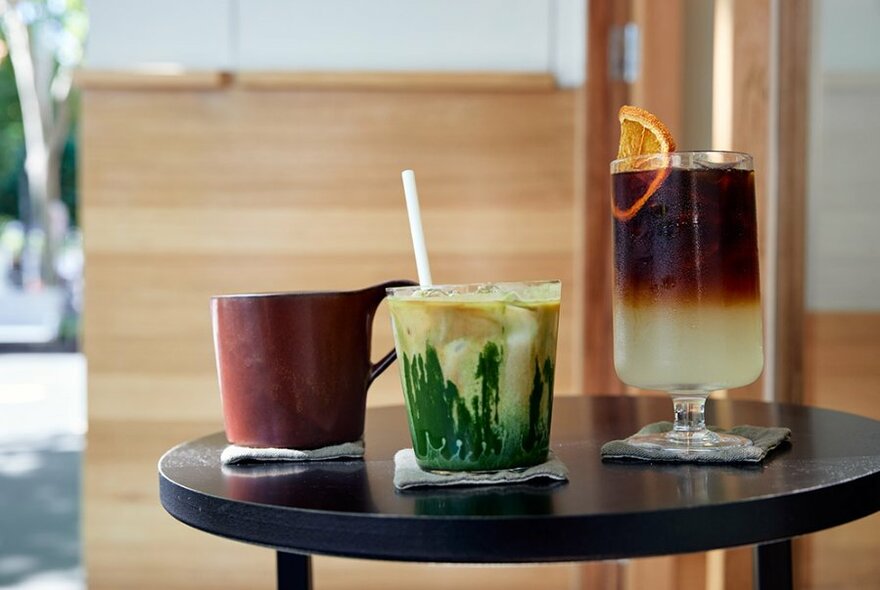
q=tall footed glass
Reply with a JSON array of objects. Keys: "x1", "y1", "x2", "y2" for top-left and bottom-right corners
[{"x1": 611, "y1": 151, "x2": 764, "y2": 451}]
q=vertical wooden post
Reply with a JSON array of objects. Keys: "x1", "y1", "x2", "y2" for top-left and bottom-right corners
[
  {"x1": 733, "y1": 0, "x2": 772, "y2": 403},
  {"x1": 777, "y1": 2, "x2": 812, "y2": 587},
  {"x1": 720, "y1": 1, "x2": 774, "y2": 584},
  {"x1": 773, "y1": 0, "x2": 810, "y2": 405},
  {"x1": 631, "y1": 0, "x2": 684, "y2": 134},
  {"x1": 582, "y1": 0, "x2": 630, "y2": 395},
  {"x1": 578, "y1": 1, "x2": 632, "y2": 585}
]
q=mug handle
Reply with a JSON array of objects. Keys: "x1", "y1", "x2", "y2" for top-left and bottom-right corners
[
  {"x1": 368, "y1": 349, "x2": 399, "y2": 386},
  {"x1": 365, "y1": 279, "x2": 418, "y2": 387}
]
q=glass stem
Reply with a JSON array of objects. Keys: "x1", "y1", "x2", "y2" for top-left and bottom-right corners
[{"x1": 670, "y1": 392, "x2": 710, "y2": 440}]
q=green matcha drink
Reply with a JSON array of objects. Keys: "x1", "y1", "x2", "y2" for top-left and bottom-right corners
[{"x1": 387, "y1": 281, "x2": 561, "y2": 471}]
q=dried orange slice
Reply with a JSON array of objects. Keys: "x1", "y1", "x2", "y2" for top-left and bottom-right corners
[
  {"x1": 616, "y1": 105, "x2": 676, "y2": 159},
  {"x1": 613, "y1": 105, "x2": 677, "y2": 221}
]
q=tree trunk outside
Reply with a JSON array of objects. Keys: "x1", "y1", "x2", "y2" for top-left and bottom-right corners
[
  {"x1": 2, "y1": 2, "x2": 70, "y2": 286},
  {"x1": 23, "y1": 147, "x2": 58, "y2": 285}
]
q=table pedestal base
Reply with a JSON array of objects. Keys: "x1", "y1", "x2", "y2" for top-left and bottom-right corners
[
  {"x1": 277, "y1": 552, "x2": 311, "y2": 590},
  {"x1": 754, "y1": 539, "x2": 792, "y2": 590}
]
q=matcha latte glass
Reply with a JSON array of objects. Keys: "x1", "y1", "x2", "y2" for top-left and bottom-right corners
[{"x1": 387, "y1": 281, "x2": 561, "y2": 471}]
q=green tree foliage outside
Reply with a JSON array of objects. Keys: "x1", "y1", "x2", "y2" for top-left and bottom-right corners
[
  {"x1": 0, "y1": 0, "x2": 82, "y2": 228},
  {"x1": 0, "y1": 51, "x2": 23, "y2": 221}
]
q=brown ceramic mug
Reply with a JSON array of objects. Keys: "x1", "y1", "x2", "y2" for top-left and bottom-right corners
[{"x1": 211, "y1": 280, "x2": 416, "y2": 449}]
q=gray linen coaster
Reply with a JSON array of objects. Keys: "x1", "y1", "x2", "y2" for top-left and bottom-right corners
[
  {"x1": 393, "y1": 448, "x2": 568, "y2": 490},
  {"x1": 601, "y1": 422, "x2": 791, "y2": 463},
  {"x1": 221, "y1": 439, "x2": 364, "y2": 465}
]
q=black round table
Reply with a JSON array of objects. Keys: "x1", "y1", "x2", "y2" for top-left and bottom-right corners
[{"x1": 159, "y1": 396, "x2": 880, "y2": 590}]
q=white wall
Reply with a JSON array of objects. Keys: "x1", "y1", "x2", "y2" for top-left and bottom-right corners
[
  {"x1": 807, "y1": 77, "x2": 880, "y2": 309},
  {"x1": 807, "y1": 0, "x2": 880, "y2": 310},
  {"x1": 84, "y1": 0, "x2": 586, "y2": 87},
  {"x1": 820, "y1": 0, "x2": 880, "y2": 71},
  {"x1": 85, "y1": 0, "x2": 235, "y2": 70},
  {"x1": 236, "y1": 1, "x2": 551, "y2": 72}
]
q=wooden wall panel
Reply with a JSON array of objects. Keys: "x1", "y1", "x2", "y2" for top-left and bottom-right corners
[
  {"x1": 804, "y1": 312, "x2": 880, "y2": 590},
  {"x1": 81, "y1": 82, "x2": 580, "y2": 588},
  {"x1": 82, "y1": 87, "x2": 580, "y2": 417}
]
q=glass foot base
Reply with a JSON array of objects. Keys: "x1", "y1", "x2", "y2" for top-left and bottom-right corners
[{"x1": 626, "y1": 430, "x2": 751, "y2": 453}]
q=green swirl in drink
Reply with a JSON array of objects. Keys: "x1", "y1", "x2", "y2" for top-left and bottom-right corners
[{"x1": 388, "y1": 281, "x2": 560, "y2": 471}]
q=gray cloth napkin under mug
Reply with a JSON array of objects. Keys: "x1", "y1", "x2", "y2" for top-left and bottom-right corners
[
  {"x1": 393, "y1": 448, "x2": 569, "y2": 490},
  {"x1": 601, "y1": 422, "x2": 791, "y2": 463},
  {"x1": 221, "y1": 439, "x2": 364, "y2": 465}
]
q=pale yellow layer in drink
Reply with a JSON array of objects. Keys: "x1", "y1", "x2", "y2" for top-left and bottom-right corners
[{"x1": 613, "y1": 303, "x2": 763, "y2": 392}]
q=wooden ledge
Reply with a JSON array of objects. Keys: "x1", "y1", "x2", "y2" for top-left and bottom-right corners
[
  {"x1": 74, "y1": 69, "x2": 232, "y2": 90},
  {"x1": 235, "y1": 71, "x2": 557, "y2": 92},
  {"x1": 822, "y1": 71, "x2": 880, "y2": 89},
  {"x1": 75, "y1": 69, "x2": 557, "y2": 93}
]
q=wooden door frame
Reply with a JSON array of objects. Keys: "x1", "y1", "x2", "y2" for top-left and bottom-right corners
[
  {"x1": 581, "y1": 1, "x2": 811, "y2": 588},
  {"x1": 582, "y1": 0, "x2": 810, "y2": 402}
]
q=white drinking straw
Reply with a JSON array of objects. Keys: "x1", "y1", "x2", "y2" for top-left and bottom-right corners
[{"x1": 401, "y1": 169, "x2": 434, "y2": 287}]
